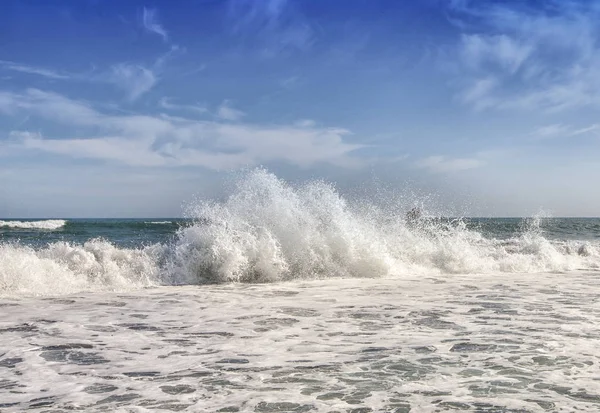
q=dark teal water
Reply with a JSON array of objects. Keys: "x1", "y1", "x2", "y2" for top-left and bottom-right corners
[
  {"x1": 0, "y1": 219, "x2": 187, "y2": 247},
  {"x1": 1, "y1": 217, "x2": 599, "y2": 248}
]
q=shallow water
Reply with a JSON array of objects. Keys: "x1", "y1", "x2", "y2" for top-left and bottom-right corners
[{"x1": 1, "y1": 271, "x2": 599, "y2": 412}]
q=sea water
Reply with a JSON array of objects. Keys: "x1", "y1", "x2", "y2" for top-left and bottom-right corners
[{"x1": 1, "y1": 169, "x2": 599, "y2": 412}]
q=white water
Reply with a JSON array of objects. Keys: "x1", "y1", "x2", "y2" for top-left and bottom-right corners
[
  {"x1": 0, "y1": 219, "x2": 67, "y2": 230},
  {"x1": 2, "y1": 273, "x2": 600, "y2": 412},
  {"x1": 0, "y1": 240, "x2": 161, "y2": 297},
  {"x1": 1, "y1": 169, "x2": 599, "y2": 297},
  {"x1": 166, "y1": 169, "x2": 600, "y2": 283}
]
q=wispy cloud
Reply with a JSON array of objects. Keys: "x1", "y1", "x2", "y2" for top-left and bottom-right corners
[
  {"x1": 159, "y1": 97, "x2": 207, "y2": 114},
  {"x1": 530, "y1": 123, "x2": 600, "y2": 139},
  {"x1": 530, "y1": 124, "x2": 570, "y2": 139},
  {"x1": 415, "y1": 155, "x2": 484, "y2": 173},
  {"x1": 449, "y1": 1, "x2": 600, "y2": 112},
  {"x1": 228, "y1": 0, "x2": 315, "y2": 55},
  {"x1": 280, "y1": 75, "x2": 300, "y2": 89},
  {"x1": 571, "y1": 124, "x2": 600, "y2": 136},
  {"x1": 0, "y1": 60, "x2": 70, "y2": 80},
  {"x1": 460, "y1": 77, "x2": 498, "y2": 110},
  {"x1": 109, "y1": 64, "x2": 157, "y2": 101},
  {"x1": 1, "y1": 9, "x2": 180, "y2": 104},
  {"x1": 0, "y1": 89, "x2": 362, "y2": 170},
  {"x1": 294, "y1": 119, "x2": 316, "y2": 128},
  {"x1": 0, "y1": 89, "x2": 100, "y2": 123},
  {"x1": 142, "y1": 7, "x2": 168, "y2": 42},
  {"x1": 216, "y1": 100, "x2": 246, "y2": 121},
  {"x1": 460, "y1": 34, "x2": 533, "y2": 74},
  {"x1": 107, "y1": 44, "x2": 184, "y2": 102},
  {"x1": 1, "y1": 57, "x2": 163, "y2": 102}
]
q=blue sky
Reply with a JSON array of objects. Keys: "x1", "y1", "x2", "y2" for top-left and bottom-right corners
[{"x1": 1, "y1": 0, "x2": 599, "y2": 217}]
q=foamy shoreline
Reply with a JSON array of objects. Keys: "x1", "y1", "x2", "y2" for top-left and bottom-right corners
[{"x1": 1, "y1": 272, "x2": 599, "y2": 412}]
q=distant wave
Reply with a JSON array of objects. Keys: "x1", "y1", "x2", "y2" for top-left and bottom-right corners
[
  {"x1": 0, "y1": 219, "x2": 67, "y2": 230},
  {"x1": 145, "y1": 221, "x2": 173, "y2": 225},
  {"x1": 1, "y1": 169, "x2": 600, "y2": 297}
]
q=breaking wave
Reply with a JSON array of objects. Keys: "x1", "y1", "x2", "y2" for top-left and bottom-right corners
[
  {"x1": 1, "y1": 169, "x2": 599, "y2": 297},
  {"x1": 0, "y1": 219, "x2": 67, "y2": 230},
  {"x1": 0, "y1": 240, "x2": 163, "y2": 297}
]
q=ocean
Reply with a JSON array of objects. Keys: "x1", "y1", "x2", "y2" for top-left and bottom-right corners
[{"x1": 1, "y1": 170, "x2": 599, "y2": 412}]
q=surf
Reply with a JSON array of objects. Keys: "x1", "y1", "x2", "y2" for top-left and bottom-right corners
[
  {"x1": 1, "y1": 169, "x2": 599, "y2": 297},
  {"x1": 0, "y1": 219, "x2": 67, "y2": 230}
]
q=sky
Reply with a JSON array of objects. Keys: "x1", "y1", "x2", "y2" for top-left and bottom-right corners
[{"x1": 1, "y1": 0, "x2": 600, "y2": 218}]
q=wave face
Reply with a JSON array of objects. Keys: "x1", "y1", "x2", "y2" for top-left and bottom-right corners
[
  {"x1": 1, "y1": 169, "x2": 599, "y2": 297},
  {"x1": 0, "y1": 219, "x2": 67, "y2": 230}
]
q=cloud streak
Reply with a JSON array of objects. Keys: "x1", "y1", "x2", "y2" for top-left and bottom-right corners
[
  {"x1": 415, "y1": 155, "x2": 484, "y2": 173},
  {"x1": 450, "y1": 1, "x2": 600, "y2": 112},
  {"x1": 159, "y1": 97, "x2": 207, "y2": 114},
  {"x1": 1, "y1": 58, "x2": 162, "y2": 102},
  {"x1": 0, "y1": 89, "x2": 362, "y2": 170},
  {"x1": 216, "y1": 100, "x2": 246, "y2": 121},
  {"x1": 109, "y1": 64, "x2": 157, "y2": 101},
  {"x1": 228, "y1": 0, "x2": 315, "y2": 55},
  {"x1": 530, "y1": 123, "x2": 600, "y2": 140},
  {"x1": 142, "y1": 8, "x2": 168, "y2": 42},
  {"x1": 0, "y1": 60, "x2": 70, "y2": 80}
]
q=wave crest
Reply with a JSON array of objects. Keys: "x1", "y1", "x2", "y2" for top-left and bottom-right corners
[
  {"x1": 1, "y1": 169, "x2": 599, "y2": 297},
  {"x1": 0, "y1": 219, "x2": 67, "y2": 230},
  {"x1": 0, "y1": 239, "x2": 162, "y2": 296},
  {"x1": 166, "y1": 169, "x2": 600, "y2": 284}
]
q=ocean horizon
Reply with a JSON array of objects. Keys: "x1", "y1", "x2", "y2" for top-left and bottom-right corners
[{"x1": 3, "y1": 0, "x2": 600, "y2": 411}]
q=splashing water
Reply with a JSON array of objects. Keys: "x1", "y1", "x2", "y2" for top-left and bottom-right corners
[
  {"x1": 1, "y1": 169, "x2": 599, "y2": 296},
  {"x1": 168, "y1": 169, "x2": 599, "y2": 283}
]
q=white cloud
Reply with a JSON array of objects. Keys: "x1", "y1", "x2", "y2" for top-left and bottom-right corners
[
  {"x1": 571, "y1": 124, "x2": 600, "y2": 136},
  {"x1": 0, "y1": 89, "x2": 100, "y2": 124},
  {"x1": 0, "y1": 60, "x2": 70, "y2": 80},
  {"x1": 530, "y1": 123, "x2": 600, "y2": 139},
  {"x1": 280, "y1": 75, "x2": 300, "y2": 89},
  {"x1": 415, "y1": 155, "x2": 484, "y2": 173},
  {"x1": 142, "y1": 8, "x2": 168, "y2": 42},
  {"x1": 0, "y1": 58, "x2": 165, "y2": 102},
  {"x1": 1, "y1": 89, "x2": 362, "y2": 170},
  {"x1": 216, "y1": 100, "x2": 246, "y2": 121},
  {"x1": 461, "y1": 34, "x2": 533, "y2": 74},
  {"x1": 228, "y1": 0, "x2": 315, "y2": 55},
  {"x1": 294, "y1": 119, "x2": 316, "y2": 128},
  {"x1": 450, "y1": 1, "x2": 600, "y2": 112},
  {"x1": 159, "y1": 97, "x2": 207, "y2": 114},
  {"x1": 460, "y1": 77, "x2": 498, "y2": 110},
  {"x1": 530, "y1": 123, "x2": 570, "y2": 139},
  {"x1": 110, "y1": 64, "x2": 157, "y2": 101},
  {"x1": 22, "y1": 134, "x2": 166, "y2": 167}
]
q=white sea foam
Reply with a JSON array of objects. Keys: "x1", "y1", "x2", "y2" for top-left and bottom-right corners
[
  {"x1": 167, "y1": 169, "x2": 600, "y2": 284},
  {"x1": 0, "y1": 219, "x2": 67, "y2": 230},
  {"x1": 145, "y1": 221, "x2": 173, "y2": 224},
  {"x1": 0, "y1": 239, "x2": 162, "y2": 297},
  {"x1": 1, "y1": 169, "x2": 599, "y2": 297},
  {"x1": 2, "y1": 273, "x2": 600, "y2": 411}
]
